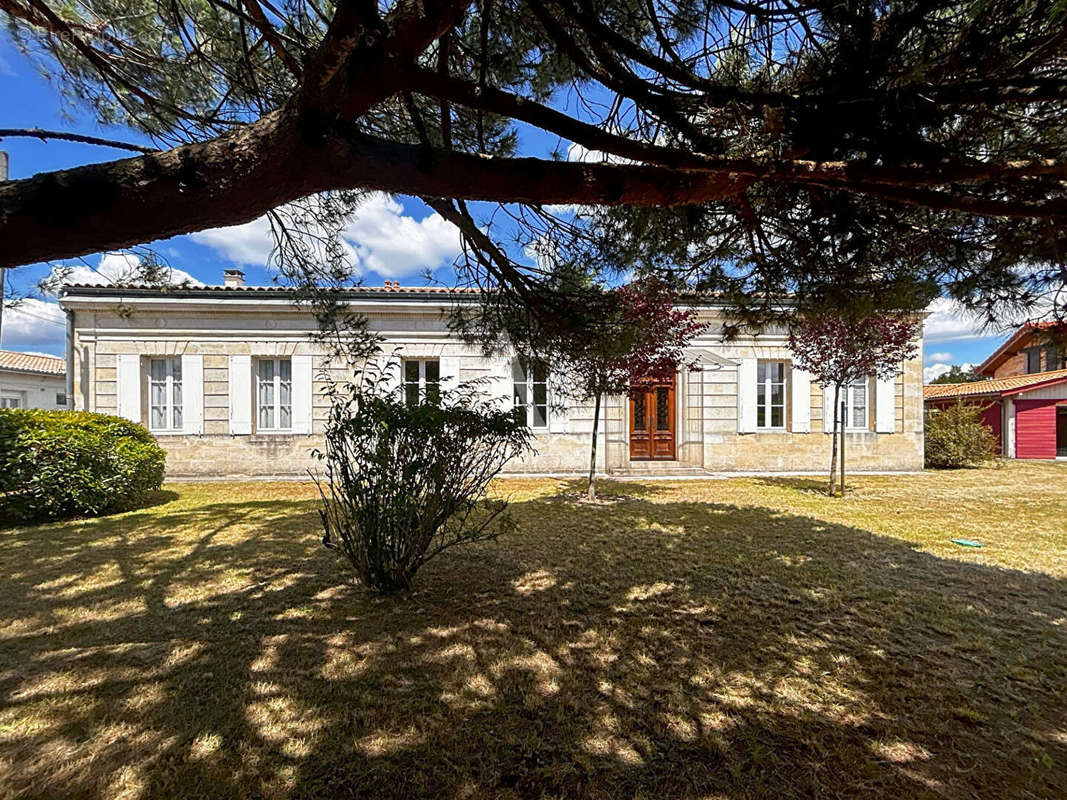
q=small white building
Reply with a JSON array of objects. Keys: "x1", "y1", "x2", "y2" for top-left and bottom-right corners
[
  {"x1": 0, "y1": 350, "x2": 67, "y2": 410},
  {"x1": 58, "y1": 273, "x2": 926, "y2": 479}
]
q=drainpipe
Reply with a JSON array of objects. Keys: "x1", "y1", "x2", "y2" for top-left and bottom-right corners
[{"x1": 65, "y1": 308, "x2": 75, "y2": 410}]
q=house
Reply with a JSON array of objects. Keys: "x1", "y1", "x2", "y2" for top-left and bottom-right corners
[
  {"x1": 923, "y1": 322, "x2": 1067, "y2": 459},
  {"x1": 0, "y1": 350, "x2": 67, "y2": 410},
  {"x1": 57, "y1": 272, "x2": 925, "y2": 478}
]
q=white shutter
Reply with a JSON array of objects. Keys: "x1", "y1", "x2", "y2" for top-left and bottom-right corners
[
  {"x1": 875, "y1": 376, "x2": 896, "y2": 433},
  {"x1": 229, "y1": 355, "x2": 252, "y2": 435},
  {"x1": 439, "y1": 356, "x2": 461, "y2": 391},
  {"x1": 737, "y1": 358, "x2": 757, "y2": 433},
  {"x1": 549, "y1": 367, "x2": 569, "y2": 434},
  {"x1": 485, "y1": 356, "x2": 512, "y2": 410},
  {"x1": 117, "y1": 354, "x2": 141, "y2": 424},
  {"x1": 181, "y1": 354, "x2": 204, "y2": 435},
  {"x1": 377, "y1": 355, "x2": 402, "y2": 397},
  {"x1": 292, "y1": 354, "x2": 313, "y2": 434},
  {"x1": 823, "y1": 384, "x2": 838, "y2": 434},
  {"x1": 791, "y1": 366, "x2": 812, "y2": 433}
]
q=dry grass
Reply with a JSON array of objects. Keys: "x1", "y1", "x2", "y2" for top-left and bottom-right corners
[{"x1": 1, "y1": 461, "x2": 1066, "y2": 799}]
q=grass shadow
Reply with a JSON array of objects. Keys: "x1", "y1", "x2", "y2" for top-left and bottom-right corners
[
  {"x1": 0, "y1": 489, "x2": 183, "y2": 532},
  {"x1": 0, "y1": 483, "x2": 1064, "y2": 798}
]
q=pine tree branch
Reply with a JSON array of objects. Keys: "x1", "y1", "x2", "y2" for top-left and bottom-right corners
[{"x1": 0, "y1": 128, "x2": 157, "y2": 154}]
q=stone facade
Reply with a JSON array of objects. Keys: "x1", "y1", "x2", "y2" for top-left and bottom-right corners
[{"x1": 60, "y1": 285, "x2": 925, "y2": 478}]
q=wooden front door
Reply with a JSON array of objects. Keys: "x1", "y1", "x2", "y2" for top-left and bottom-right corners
[{"x1": 629, "y1": 376, "x2": 676, "y2": 460}]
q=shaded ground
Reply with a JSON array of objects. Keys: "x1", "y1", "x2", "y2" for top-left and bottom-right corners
[{"x1": 1, "y1": 462, "x2": 1065, "y2": 799}]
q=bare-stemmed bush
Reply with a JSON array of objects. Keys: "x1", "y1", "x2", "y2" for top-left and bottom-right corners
[{"x1": 313, "y1": 361, "x2": 532, "y2": 593}]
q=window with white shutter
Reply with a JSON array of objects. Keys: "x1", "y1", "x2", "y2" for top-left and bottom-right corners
[
  {"x1": 844, "y1": 378, "x2": 870, "y2": 431},
  {"x1": 512, "y1": 358, "x2": 549, "y2": 429},
  {"x1": 756, "y1": 361, "x2": 788, "y2": 430},
  {"x1": 257, "y1": 358, "x2": 293, "y2": 431},
  {"x1": 403, "y1": 359, "x2": 440, "y2": 405},
  {"x1": 149, "y1": 357, "x2": 183, "y2": 431}
]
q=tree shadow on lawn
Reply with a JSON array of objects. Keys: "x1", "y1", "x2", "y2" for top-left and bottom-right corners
[
  {"x1": 0, "y1": 492, "x2": 1065, "y2": 799},
  {"x1": 0, "y1": 489, "x2": 182, "y2": 532}
]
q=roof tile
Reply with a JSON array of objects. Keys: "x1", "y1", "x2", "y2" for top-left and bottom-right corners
[
  {"x1": 0, "y1": 350, "x2": 66, "y2": 375},
  {"x1": 923, "y1": 368, "x2": 1067, "y2": 399}
]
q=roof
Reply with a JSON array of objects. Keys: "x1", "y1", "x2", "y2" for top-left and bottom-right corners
[
  {"x1": 923, "y1": 368, "x2": 1067, "y2": 400},
  {"x1": 59, "y1": 282, "x2": 483, "y2": 300},
  {"x1": 55, "y1": 282, "x2": 767, "y2": 308},
  {"x1": 976, "y1": 321, "x2": 1067, "y2": 376},
  {"x1": 0, "y1": 350, "x2": 66, "y2": 376}
]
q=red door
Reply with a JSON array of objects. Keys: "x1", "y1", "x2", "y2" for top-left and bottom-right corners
[
  {"x1": 1015, "y1": 399, "x2": 1060, "y2": 459},
  {"x1": 629, "y1": 376, "x2": 676, "y2": 460}
]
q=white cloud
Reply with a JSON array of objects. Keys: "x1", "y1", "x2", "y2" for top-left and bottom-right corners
[
  {"x1": 190, "y1": 194, "x2": 462, "y2": 279},
  {"x1": 343, "y1": 195, "x2": 461, "y2": 278},
  {"x1": 45, "y1": 251, "x2": 202, "y2": 291},
  {"x1": 190, "y1": 217, "x2": 276, "y2": 267},
  {"x1": 926, "y1": 351, "x2": 953, "y2": 364},
  {"x1": 0, "y1": 298, "x2": 66, "y2": 354},
  {"x1": 923, "y1": 298, "x2": 999, "y2": 342},
  {"x1": 923, "y1": 362, "x2": 974, "y2": 384}
]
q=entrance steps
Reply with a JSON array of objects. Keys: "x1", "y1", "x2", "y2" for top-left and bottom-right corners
[{"x1": 608, "y1": 461, "x2": 709, "y2": 477}]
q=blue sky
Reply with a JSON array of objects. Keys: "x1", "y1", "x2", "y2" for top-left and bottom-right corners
[{"x1": 0, "y1": 34, "x2": 1010, "y2": 378}]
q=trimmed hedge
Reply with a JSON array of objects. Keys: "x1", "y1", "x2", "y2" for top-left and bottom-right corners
[
  {"x1": 0, "y1": 409, "x2": 166, "y2": 522},
  {"x1": 924, "y1": 400, "x2": 999, "y2": 469}
]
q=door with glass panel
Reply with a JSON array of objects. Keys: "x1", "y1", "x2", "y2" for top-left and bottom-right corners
[{"x1": 629, "y1": 375, "x2": 676, "y2": 460}]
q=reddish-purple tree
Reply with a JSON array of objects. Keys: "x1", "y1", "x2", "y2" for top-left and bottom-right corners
[
  {"x1": 556, "y1": 279, "x2": 707, "y2": 500},
  {"x1": 788, "y1": 314, "x2": 920, "y2": 496}
]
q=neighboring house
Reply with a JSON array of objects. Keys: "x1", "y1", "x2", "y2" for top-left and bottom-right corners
[
  {"x1": 0, "y1": 350, "x2": 67, "y2": 410},
  {"x1": 923, "y1": 322, "x2": 1067, "y2": 459},
  {"x1": 58, "y1": 272, "x2": 925, "y2": 478}
]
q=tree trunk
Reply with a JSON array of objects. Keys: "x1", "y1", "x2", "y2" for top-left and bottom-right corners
[
  {"x1": 587, "y1": 391, "x2": 602, "y2": 501},
  {"x1": 828, "y1": 383, "x2": 840, "y2": 496},
  {"x1": 840, "y1": 400, "x2": 847, "y2": 496}
]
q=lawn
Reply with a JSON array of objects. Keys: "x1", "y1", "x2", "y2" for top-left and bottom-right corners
[{"x1": 1, "y1": 462, "x2": 1066, "y2": 799}]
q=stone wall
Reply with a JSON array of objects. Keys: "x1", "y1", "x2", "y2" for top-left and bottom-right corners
[{"x1": 68, "y1": 301, "x2": 925, "y2": 477}]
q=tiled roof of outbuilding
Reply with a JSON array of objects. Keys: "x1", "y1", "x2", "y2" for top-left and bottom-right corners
[
  {"x1": 0, "y1": 350, "x2": 66, "y2": 375},
  {"x1": 923, "y1": 368, "x2": 1067, "y2": 399}
]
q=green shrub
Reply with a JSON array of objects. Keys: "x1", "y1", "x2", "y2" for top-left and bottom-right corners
[
  {"x1": 924, "y1": 400, "x2": 999, "y2": 469},
  {"x1": 314, "y1": 377, "x2": 533, "y2": 594},
  {"x1": 0, "y1": 409, "x2": 166, "y2": 522}
]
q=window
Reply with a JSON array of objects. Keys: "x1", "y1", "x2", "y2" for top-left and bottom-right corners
[
  {"x1": 1, "y1": 394, "x2": 23, "y2": 409},
  {"x1": 56, "y1": 392, "x2": 67, "y2": 407},
  {"x1": 403, "y1": 359, "x2": 440, "y2": 406},
  {"x1": 1045, "y1": 346, "x2": 1065, "y2": 372},
  {"x1": 257, "y1": 358, "x2": 292, "y2": 431},
  {"x1": 1026, "y1": 346, "x2": 1042, "y2": 374},
  {"x1": 826, "y1": 378, "x2": 870, "y2": 431},
  {"x1": 845, "y1": 378, "x2": 869, "y2": 430},
  {"x1": 756, "y1": 361, "x2": 787, "y2": 429},
  {"x1": 149, "y1": 358, "x2": 182, "y2": 430},
  {"x1": 512, "y1": 358, "x2": 549, "y2": 429}
]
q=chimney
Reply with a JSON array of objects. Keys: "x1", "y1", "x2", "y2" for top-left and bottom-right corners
[{"x1": 223, "y1": 268, "x2": 245, "y2": 288}]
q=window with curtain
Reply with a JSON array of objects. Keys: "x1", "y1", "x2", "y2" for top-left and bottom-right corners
[
  {"x1": 845, "y1": 378, "x2": 869, "y2": 430},
  {"x1": 403, "y1": 359, "x2": 440, "y2": 406},
  {"x1": 149, "y1": 357, "x2": 182, "y2": 430},
  {"x1": 512, "y1": 358, "x2": 549, "y2": 429},
  {"x1": 756, "y1": 361, "x2": 787, "y2": 429},
  {"x1": 257, "y1": 358, "x2": 292, "y2": 431}
]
